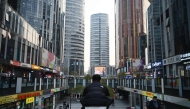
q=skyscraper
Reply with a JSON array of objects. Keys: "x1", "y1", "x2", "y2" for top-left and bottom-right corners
[
  {"x1": 7, "y1": 0, "x2": 66, "y2": 70},
  {"x1": 90, "y1": 13, "x2": 109, "y2": 67},
  {"x1": 115, "y1": 0, "x2": 147, "y2": 69},
  {"x1": 64, "y1": 0, "x2": 85, "y2": 75}
]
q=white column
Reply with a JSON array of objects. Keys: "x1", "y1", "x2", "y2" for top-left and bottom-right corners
[
  {"x1": 141, "y1": 79, "x2": 144, "y2": 90},
  {"x1": 74, "y1": 78, "x2": 76, "y2": 88},
  {"x1": 130, "y1": 92, "x2": 133, "y2": 107},
  {"x1": 161, "y1": 78, "x2": 164, "y2": 93},
  {"x1": 178, "y1": 78, "x2": 182, "y2": 97},
  {"x1": 107, "y1": 79, "x2": 109, "y2": 86},
  {"x1": 59, "y1": 78, "x2": 61, "y2": 87},
  {"x1": 16, "y1": 77, "x2": 22, "y2": 93},
  {"x1": 39, "y1": 78, "x2": 42, "y2": 90},
  {"x1": 54, "y1": 78, "x2": 56, "y2": 88},
  {"x1": 152, "y1": 79, "x2": 155, "y2": 92},
  {"x1": 127, "y1": 60, "x2": 128, "y2": 72},
  {"x1": 53, "y1": 95, "x2": 55, "y2": 109},
  {"x1": 46, "y1": 78, "x2": 48, "y2": 89},
  {"x1": 34, "y1": 78, "x2": 37, "y2": 91},
  {"x1": 83, "y1": 79, "x2": 86, "y2": 87},
  {"x1": 123, "y1": 79, "x2": 124, "y2": 87},
  {"x1": 112, "y1": 79, "x2": 114, "y2": 88}
]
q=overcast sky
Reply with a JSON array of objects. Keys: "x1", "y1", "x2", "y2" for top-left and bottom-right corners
[{"x1": 84, "y1": 0, "x2": 115, "y2": 72}]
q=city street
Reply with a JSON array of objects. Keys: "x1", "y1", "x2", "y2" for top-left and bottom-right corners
[{"x1": 56, "y1": 96, "x2": 130, "y2": 109}]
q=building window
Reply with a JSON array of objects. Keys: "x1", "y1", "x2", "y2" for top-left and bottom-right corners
[
  {"x1": 31, "y1": 47, "x2": 34, "y2": 64},
  {"x1": 26, "y1": 46, "x2": 31, "y2": 64},
  {"x1": 17, "y1": 41, "x2": 21, "y2": 61},
  {"x1": 6, "y1": 38, "x2": 14, "y2": 60},
  {"x1": 35, "y1": 49, "x2": 38, "y2": 65},
  {"x1": 0, "y1": 35, "x2": 6, "y2": 58},
  {"x1": 21, "y1": 44, "x2": 25, "y2": 62}
]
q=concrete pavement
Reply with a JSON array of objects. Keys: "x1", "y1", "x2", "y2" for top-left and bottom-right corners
[{"x1": 56, "y1": 96, "x2": 130, "y2": 109}]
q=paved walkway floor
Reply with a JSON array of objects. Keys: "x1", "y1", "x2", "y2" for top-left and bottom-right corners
[{"x1": 56, "y1": 96, "x2": 130, "y2": 109}]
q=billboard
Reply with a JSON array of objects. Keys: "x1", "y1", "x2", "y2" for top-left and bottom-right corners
[
  {"x1": 132, "y1": 59, "x2": 145, "y2": 72},
  {"x1": 41, "y1": 48, "x2": 55, "y2": 69},
  {"x1": 94, "y1": 66, "x2": 106, "y2": 75}
]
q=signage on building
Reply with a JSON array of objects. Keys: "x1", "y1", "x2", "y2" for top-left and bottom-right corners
[
  {"x1": 26, "y1": 97, "x2": 34, "y2": 104},
  {"x1": 31, "y1": 65, "x2": 41, "y2": 70},
  {"x1": 181, "y1": 53, "x2": 190, "y2": 61},
  {"x1": 163, "y1": 55, "x2": 181, "y2": 65},
  {"x1": 151, "y1": 61, "x2": 162, "y2": 68},
  {"x1": 142, "y1": 91, "x2": 154, "y2": 98},
  {"x1": 20, "y1": 63, "x2": 31, "y2": 68},
  {"x1": 10, "y1": 60, "x2": 20, "y2": 66},
  {"x1": 51, "y1": 88, "x2": 60, "y2": 93},
  {"x1": 0, "y1": 95, "x2": 17, "y2": 105},
  {"x1": 17, "y1": 91, "x2": 42, "y2": 100},
  {"x1": 184, "y1": 61, "x2": 190, "y2": 64}
]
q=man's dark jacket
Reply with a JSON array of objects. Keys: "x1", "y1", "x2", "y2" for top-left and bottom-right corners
[
  {"x1": 148, "y1": 100, "x2": 161, "y2": 109},
  {"x1": 80, "y1": 81, "x2": 110, "y2": 106}
]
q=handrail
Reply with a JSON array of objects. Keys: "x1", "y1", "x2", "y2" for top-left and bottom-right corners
[{"x1": 85, "y1": 107, "x2": 107, "y2": 109}]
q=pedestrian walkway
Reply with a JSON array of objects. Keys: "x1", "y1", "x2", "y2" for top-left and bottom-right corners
[{"x1": 56, "y1": 96, "x2": 129, "y2": 109}]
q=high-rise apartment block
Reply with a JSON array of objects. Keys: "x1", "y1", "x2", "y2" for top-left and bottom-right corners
[{"x1": 90, "y1": 13, "x2": 109, "y2": 67}]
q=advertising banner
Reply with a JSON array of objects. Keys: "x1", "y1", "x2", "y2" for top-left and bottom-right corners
[
  {"x1": 94, "y1": 66, "x2": 106, "y2": 75},
  {"x1": 26, "y1": 97, "x2": 34, "y2": 104},
  {"x1": 20, "y1": 63, "x2": 31, "y2": 68},
  {"x1": 132, "y1": 59, "x2": 145, "y2": 72},
  {"x1": 0, "y1": 95, "x2": 17, "y2": 105},
  {"x1": 31, "y1": 64, "x2": 41, "y2": 70},
  {"x1": 41, "y1": 48, "x2": 55, "y2": 69},
  {"x1": 10, "y1": 60, "x2": 20, "y2": 66},
  {"x1": 17, "y1": 91, "x2": 43, "y2": 100},
  {"x1": 141, "y1": 91, "x2": 154, "y2": 98}
]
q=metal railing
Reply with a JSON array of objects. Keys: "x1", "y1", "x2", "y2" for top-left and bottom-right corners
[{"x1": 0, "y1": 77, "x2": 69, "y2": 96}]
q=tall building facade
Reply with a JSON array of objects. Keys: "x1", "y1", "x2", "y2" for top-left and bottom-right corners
[
  {"x1": 114, "y1": 0, "x2": 122, "y2": 69},
  {"x1": 115, "y1": 0, "x2": 146, "y2": 70},
  {"x1": 7, "y1": 0, "x2": 66, "y2": 71},
  {"x1": 0, "y1": 2, "x2": 69, "y2": 109},
  {"x1": 147, "y1": 0, "x2": 163, "y2": 63},
  {"x1": 114, "y1": 0, "x2": 190, "y2": 109},
  {"x1": 64, "y1": 0, "x2": 85, "y2": 75},
  {"x1": 90, "y1": 13, "x2": 109, "y2": 67}
]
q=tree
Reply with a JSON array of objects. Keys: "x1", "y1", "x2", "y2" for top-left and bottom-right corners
[
  {"x1": 101, "y1": 79, "x2": 114, "y2": 98},
  {"x1": 70, "y1": 71, "x2": 78, "y2": 76},
  {"x1": 72, "y1": 85, "x2": 85, "y2": 94},
  {"x1": 101, "y1": 78, "x2": 107, "y2": 86},
  {"x1": 109, "y1": 75, "x2": 115, "y2": 80},
  {"x1": 106, "y1": 86, "x2": 114, "y2": 98},
  {"x1": 118, "y1": 71, "x2": 126, "y2": 79},
  {"x1": 84, "y1": 74, "x2": 92, "y2": 80}
]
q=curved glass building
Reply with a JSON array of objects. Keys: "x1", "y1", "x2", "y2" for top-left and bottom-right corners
[{"x1": 64, "y1": 0, "x2": 85, "y2": 75}]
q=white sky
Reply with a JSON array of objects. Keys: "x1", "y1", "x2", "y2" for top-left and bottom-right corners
[{"x1": 84, "y1": 0, "x2": 115, "y2": 72}]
